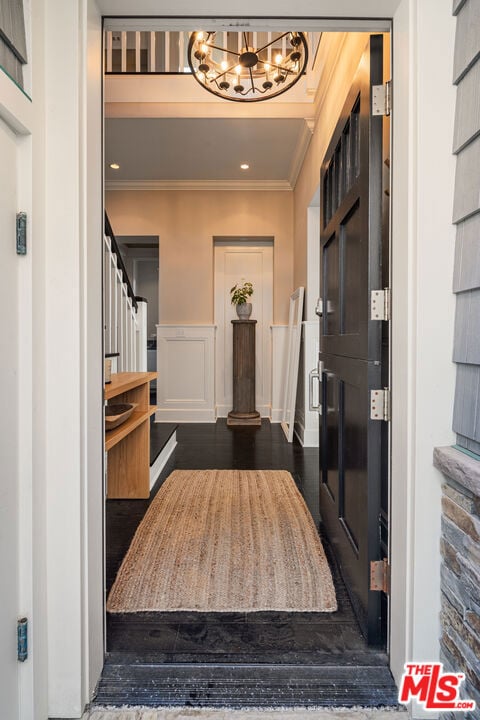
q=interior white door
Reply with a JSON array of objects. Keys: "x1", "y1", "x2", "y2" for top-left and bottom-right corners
[
  {"x1": 0, "y1": 116, "x2": 20, "y2": 718},
  {"x1": 214, "y1": 243, "x2": 273, "y2": 417}
]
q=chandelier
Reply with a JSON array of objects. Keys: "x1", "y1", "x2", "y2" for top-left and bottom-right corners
[{"x1": 188, "y1": 31, "x2": 308, "y2": 102}]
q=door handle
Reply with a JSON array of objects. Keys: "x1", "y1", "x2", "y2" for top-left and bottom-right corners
[
  {"x1": 323, "y1": 369, "x2": 337, "y2": 415},
  {"x1": 315, "y1": 298, "x2": 334, "y2": 317},
  {"x1": 309, "y1": 368, "x2": 321, "y2": 412}
]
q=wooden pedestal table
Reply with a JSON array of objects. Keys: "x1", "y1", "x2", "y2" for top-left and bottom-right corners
[
  {"x1": 105, "y1": 371, "x2": 157, "y2": 499},
  {"x1": 227, "y1": 319, "x2": 261, "y2": 427}
]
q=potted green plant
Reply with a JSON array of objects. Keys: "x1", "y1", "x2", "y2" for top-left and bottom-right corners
[{"x1": 230, "y1": 280, "x2": 254, "y2": 319}]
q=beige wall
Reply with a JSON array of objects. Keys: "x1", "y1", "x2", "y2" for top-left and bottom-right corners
[
  {"x1": 106, "y1": 189, "x2": 293, "y2": 324},
  {"x1": 293, "y1": 33, "x2": 371, "y2": 289}
]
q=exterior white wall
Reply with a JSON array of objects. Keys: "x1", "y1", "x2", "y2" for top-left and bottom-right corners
[
  {"x1": 16, "y1": 0, "x2": 457, "y2": 717},
  {"x1": 44, "y1": 0, "x2": 83, "y2": 713},
  {"x1": 410, "y1": 0, "x2": 457, "y2": 678},
  {"x1": 30, "y1": 0, "x2": 49, "y2": 715},
  {"x1": 389, "y1": 0, "x2": 457, "y2": 699},
  {"x1": 82, "y1": 0, "x2": 104, "y2": 704},
  {"x1": 29, "y1": 0, "x2": 103, "y2": 717}
]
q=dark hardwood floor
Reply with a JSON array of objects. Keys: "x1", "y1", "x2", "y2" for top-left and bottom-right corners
[{"x1": 99, "y1": 420, "x2": 397, "y2": 708}]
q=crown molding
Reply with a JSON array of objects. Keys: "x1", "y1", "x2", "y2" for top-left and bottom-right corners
[
  {"x1": 288, "y1": 118, "x2": 315, "y2": 189},
  {"x1": 106, "y1": 179, "x2": 293, "y2": 191}
]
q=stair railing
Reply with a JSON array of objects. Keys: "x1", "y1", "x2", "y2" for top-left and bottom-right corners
[{"x1": 104, "y1": 214, "x2": 147, "y2": 372}]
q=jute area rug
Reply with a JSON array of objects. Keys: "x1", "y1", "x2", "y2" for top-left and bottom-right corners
[{"x1": 107, "y1": 469, "x2": 337, "y2": 613}]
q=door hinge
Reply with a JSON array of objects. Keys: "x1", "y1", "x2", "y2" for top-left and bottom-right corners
[
  {"x1": 370, "y1": 558, "x2": 390, "y2": 594},
  {"x1": 17, "y1": 618, "x2": 28, "y2": 662},
  {"x1": 370, "y1": 388, "x2": 391, "y2": 422},
  {"x1": 371, "y1": 288, "x2": 391, "y2": 321},
  {"x1": 372, "y1": 80, "x2": 392, "y2": 117}
]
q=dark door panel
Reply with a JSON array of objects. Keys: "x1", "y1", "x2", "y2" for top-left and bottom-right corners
[
  {"x1": 319, "y1": 35, "x2": 388, "y2": 647},
  {"x1": 320, "y1": 352, "x2": 382, "y2": 641}
]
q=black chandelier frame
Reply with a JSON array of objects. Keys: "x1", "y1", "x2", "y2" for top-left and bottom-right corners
[{"x1": 187, "y1": 30, "x2": 309, "y2": 103}]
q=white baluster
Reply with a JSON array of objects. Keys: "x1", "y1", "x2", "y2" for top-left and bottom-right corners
[
  {"x1": 121, "y1": 31, "x2": 127, "y2": 73},
  {"x1": 178, "y1": 31, "x2": 184, "y2": 73},
  {"x1": 104, "y1": 245, "x2": 111, "y2": 353},
  {"x1": 117, "y1": 271, "x2": 124, "y2": 369},
  {"x1": 149, "y1": 31, "x2": 156, "y2": 73},
  {"x1": 105, "y1": 31, "x2": 113, "y2": 73},
  {"x1": 165, "y1": 31, "x2": 170, "y2": 72},
  {"x1": 135, "y1": 31, "x2": 141, "y2": 72}
]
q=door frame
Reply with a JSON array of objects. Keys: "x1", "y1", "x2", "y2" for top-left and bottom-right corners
[
  {"x1": 35, "y1": 2, "x2": 457, "y2": 716},
  {"x1": 214, "y1": 239, "x2": 274, "y2": 418}
]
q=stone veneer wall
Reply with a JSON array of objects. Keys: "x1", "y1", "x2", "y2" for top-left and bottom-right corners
[{"x1": 434, "y1": 446, "x2": 480, "y2": 720}]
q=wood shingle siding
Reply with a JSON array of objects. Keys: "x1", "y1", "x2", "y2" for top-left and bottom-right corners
[
  {"x1": 453, "y1": 0, "x2": 480, "y2": 83},
  {"x1": 453, "y1": 61, "x2": 480, "y2": 152},
  {"x1": 452, "y1": 0, "x2": 480, "y2": 456},
  {"x1": 0, "y1": 0, "x2": 26, "y2": 89},
  {"x1": 453, "y1": 0, "x2": 468, "y2": 16},
  {"x1": 452, "y1": 364, "x2": 480, "y2": 445},
  {"x1": 453, "y1": 290, "x2": 480, "y2": 363},
  {"x1": 453, "y1": 134, "x2": 480, "y2": 223},
  {"x1": 453, "y1": 214, "x2": 480, "y2": 291}
]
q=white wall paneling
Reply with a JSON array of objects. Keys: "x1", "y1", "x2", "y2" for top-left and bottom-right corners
[
  {"x1": 294, "y1": 321, "x2": 319, "y2": 447},
  {"x1": 214, "y1": 242, "x2": 273, "y2": 418},
  {"x1": 156, "y1": 325, "x2": 216, "y2": 422},
  {"x1": 270, "y1": 325, "x2": 288, "y2": 422}
]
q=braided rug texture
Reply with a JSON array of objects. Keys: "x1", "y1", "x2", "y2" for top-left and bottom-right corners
[{"x1": 107, "y1": 469, "x2": 337, "y2": 613}]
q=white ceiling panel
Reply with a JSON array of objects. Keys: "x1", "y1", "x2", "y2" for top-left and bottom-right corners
[{"x1": 105, "y1": 117, "x2": 307, "y2": 182}]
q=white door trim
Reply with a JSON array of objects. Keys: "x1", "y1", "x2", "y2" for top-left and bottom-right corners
[{"x1": 214, "y1": 242, "x2": 273, "y2": 419}]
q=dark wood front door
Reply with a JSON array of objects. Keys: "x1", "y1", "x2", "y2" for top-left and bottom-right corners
[{"x1": 319, "y1": 35, "x2": 389, "y2": 646}]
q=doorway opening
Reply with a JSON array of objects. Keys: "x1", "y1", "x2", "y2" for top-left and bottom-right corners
[
  {"x1": 214, "y1": 238, "x2": 274, "y2": 419},
  {"x1": 100, "y1": 20, "x2": 393, "y2": 708}
]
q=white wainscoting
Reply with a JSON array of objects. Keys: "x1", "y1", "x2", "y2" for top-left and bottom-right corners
[
  {"x1": 156, "y1": 325, "x2": 216, "y2": 422},
  {"x1": 294, "y1": 320, "x2": 319, "y2": 447},
  {"x1": 270, "y1": 325, "x2": 288, "y2": 422}
]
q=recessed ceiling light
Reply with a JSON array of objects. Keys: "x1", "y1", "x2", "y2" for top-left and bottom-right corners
[
  {"x1": 240, "y1": 163, "x2": 249, "y2": 170},
  {"x1": 110, "y1": 163, "x2": 120, "y2": 170}
]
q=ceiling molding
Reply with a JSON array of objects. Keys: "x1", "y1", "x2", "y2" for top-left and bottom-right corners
[
  {"x1": 106, "y1": 179, "x2": 293, "y2": 191},
  {"x1": 288, "y1": 119, "x2": 315, "y2": 189}
]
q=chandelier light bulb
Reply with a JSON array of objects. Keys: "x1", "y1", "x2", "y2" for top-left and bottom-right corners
[
  {"x1": 275, "y1": 53, "x2": 283, "y2": 65},
  {"x1": 264, "y1": 63, "x2": 270, "y2": 71},
  {"x1": 221, "y1": 60, "x2": 228, "y2": 71},
  {"x1": 201, "y1": 43, "x2": 208, "y2": 55},
  {"x1": 196, "y1": 31, "x2": 204, "y2": 41}
]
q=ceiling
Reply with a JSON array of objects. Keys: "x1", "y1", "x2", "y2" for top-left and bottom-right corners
[{"x1": 105, "y1": 117, "x2": 310, "y2": 186}]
